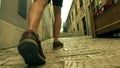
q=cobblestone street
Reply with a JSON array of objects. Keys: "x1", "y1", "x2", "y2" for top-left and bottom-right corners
[{"x1": 0, "y1": 34, "x2": 120, "y2": 68}]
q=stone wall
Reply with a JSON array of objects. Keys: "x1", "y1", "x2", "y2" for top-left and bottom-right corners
[{"x1": 0, "y1": 0, "x2": 54, "y2": 49}]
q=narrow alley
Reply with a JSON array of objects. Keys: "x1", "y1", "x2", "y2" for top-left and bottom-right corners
[
  {"x1": 0, "y1": 0, "x2": 120, "y2": 68},
  {"x1": 0, "y1": 33, "x2": 120, "y2": 68}
]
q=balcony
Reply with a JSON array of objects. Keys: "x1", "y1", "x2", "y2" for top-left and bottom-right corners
[{"x1": 93, "y1": 1, "x2": 120, "y2": 37}]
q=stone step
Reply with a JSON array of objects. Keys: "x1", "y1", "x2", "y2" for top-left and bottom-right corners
[{"x1": 59, "y1": 32, "x2": 82, "y2": 37}]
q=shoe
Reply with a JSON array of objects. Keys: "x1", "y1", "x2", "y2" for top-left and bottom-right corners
[
  {"x1": 17, "y1": 30, "x2": 46, "y2": 65},
  {"x1": 53, "y1": 41, "x2": 63, "y2": 50}
]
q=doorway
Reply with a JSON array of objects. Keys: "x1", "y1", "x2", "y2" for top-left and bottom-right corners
[{"x1": 82, "y1": 17, "x2": 87, "y2": 35}]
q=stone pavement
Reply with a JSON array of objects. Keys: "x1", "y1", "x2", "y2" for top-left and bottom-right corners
[{"x1": 0, "y1": 35, "x2": 120, "y2": 68}]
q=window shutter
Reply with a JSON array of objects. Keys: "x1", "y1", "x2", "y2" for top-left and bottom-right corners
[{"x1": 18, "y1": 0, "x2": 27, "y2": 19}]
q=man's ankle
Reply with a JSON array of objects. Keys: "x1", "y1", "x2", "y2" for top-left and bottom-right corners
[
  {"x1": 28, "y1": 28, "x2": 37, "y2": 34},
  {"x1": 54, "y1": 39, "x2": 59, "y2": 42}
]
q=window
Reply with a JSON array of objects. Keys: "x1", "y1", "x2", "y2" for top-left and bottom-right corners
[
  {"x1": 91, "y1": 0, "x2": 95, "y2": 12},
  {"x1": 82, "y1": 17, "x2": 87, "y2": 35},
  {"x1": 0, "y1": 0, "x2": 1, "y2": 8},
  {"x1": 75, "y1": 5, "x2": 78, "y2": 15},
  {"x1": 79, "y1": 0, "x2": 83, "y2": 7},
  {"x1": 77, "y1": 23, "x2": 79, "y2": 31},
  {"x1": 18, "y1": 0, "x2": 27, "y2": 19},
  {"x1": 69, "y1": 15, "x2": 71, "y2": 24},
  {"x1": 72, "y1": 12, "x2": 74, "y2": 21}
]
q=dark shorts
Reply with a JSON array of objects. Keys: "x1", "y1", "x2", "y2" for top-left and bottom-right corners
[{"x1": 48, "y1": 0, "x2": 63, "y2": 6}]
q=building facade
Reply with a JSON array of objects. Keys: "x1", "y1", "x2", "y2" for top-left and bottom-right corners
[
  {"x1": 64, "y1": 0, "x2": 119, "y2": 37},
  {"x1": 64, "y1": 0, "x2": 92, "y2": 36},
  {"x1": 0, "y1": 0, "x2": 54, "y2": 49}
]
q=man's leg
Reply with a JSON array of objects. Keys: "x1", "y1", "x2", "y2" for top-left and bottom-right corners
[
  {"x1": 18, "y1": 0, "x2": 50, "y2": 65},
  {"x1": 53, "y1": 6, "x2": 62, "y2": 42},
  {"x1": 28, "y1": 0, "x2": 49, "y2": 33},
  {"x1": 53, "y1": 0, "x2": 63, "y2": 50}
]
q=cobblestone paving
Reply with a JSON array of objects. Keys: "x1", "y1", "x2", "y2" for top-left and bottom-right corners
[{"x1": 0, "y1": 36, "x2": 120, "y2": 68}]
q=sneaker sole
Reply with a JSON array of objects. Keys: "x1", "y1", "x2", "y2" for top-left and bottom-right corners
[{"x1": 18, "y1": 39, "x2": 45, "y2": 65}]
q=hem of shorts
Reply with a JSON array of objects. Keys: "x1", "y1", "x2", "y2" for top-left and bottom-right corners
[{"x1": 53, "y1": 4, "x2": 63, "y2": 7}]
